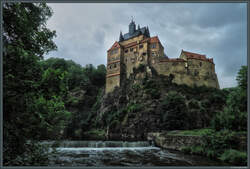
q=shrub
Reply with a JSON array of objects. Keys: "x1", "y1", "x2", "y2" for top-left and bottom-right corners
[
  {"x1": 180, "y1": 146, "x2": 191, "y2": 154},
  {"x1": 160, "y1": 91, "x2": 189, "y2": 130},
  {"x1": 190, "y1": 146, "x2": 204, "y2": 155},
  {"x1": 4, "y1": 141, "x2": 55, "y2": 166},
  {"x1": 219, "y1": 149, "x2": 247, "y2": 166}
]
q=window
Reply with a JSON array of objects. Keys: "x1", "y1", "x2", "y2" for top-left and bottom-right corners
[
  {"x1": 200, "y1": 62, "x2": 202, "y2": 67},
  {"x1": 151, "y1": 52, "x2": 155, "y2": 56},
  {"x1": 142, "y1": 52, "x2": 146, "y2": 56},
  {"x1": 110, "y1": 49, "x2": 118, "y2": 55},
  {"x1": 114, "y1": 64, "x2": 116, "y2": 68},
  {"x1": 125, "y1": 49, "x2": 128, "y2": 53},
  {"x1": 109, "y1": 65, "x2": 112, "y2": 69},
  {"x1": 130, "y1": 48, "x2": 134, "y2": 52},
  {"x1": 139, "y1": 44, "x2": 143, "y2": 49},
  {"x1": 151, "y1": 43, "x2": 156, "y2": 48}
]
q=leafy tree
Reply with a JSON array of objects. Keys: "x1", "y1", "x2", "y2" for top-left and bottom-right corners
[
  {"x1": 236, "y1": 65, "x2": 247, "y2": 91},
  {"x1": 160, "y1": 91, "x2": 189, "y2": 130},
  {"x1": 3, "y1": 2, "x2": 57, "y2": 165},
  {"x1": 211, "y1": 66, "x2": 247, "y2": 131}
]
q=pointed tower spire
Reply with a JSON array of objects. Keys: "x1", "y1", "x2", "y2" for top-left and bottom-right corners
[
  {"x1": 146, "y1": 26, "x2": 150, "y2": 37},
  {"x1": 119, "y1": 31, "x2": 124, "y2": 42}
]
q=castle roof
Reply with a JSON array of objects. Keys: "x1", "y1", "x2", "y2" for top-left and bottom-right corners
[
  {"x1": 107, "y1": 41, "x2": 121, "y2": 52},
  {"x1": 119, "y1": 20, "x2": 150, "y2": 42},
  {"x1": 182, "y1": 50, "x2": 214, "y2": 63}
]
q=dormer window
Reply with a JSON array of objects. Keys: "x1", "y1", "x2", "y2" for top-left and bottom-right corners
[{"x1": 130, "y1": 48, "x2": 134, "y2": 52}]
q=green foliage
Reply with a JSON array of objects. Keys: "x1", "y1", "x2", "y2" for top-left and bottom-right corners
[
  {"x1": 83, "y1": 129, "x2": 106, "y2": 140},
  {"x1": 167, "y1": 128, "x2": 214, "y2": 136},
  {"x1": 181, "y1": 129, "x2": 246, "y2": 165},
  {"x1": 27, "y1": 95, "x2": 71, "y2": 139},
  {"x1": 3, "y1": 2, "x2": 58, "y2": 165},
  {"x1": 4, "y1": 141, "x2": 56, "y2": 166},
  {"x1": 145, "y1": 88, "x2": 161, "y2": 99},
  {"x1": 138, "y1": 64, "x2": 145, "y2": 72},
  {"x1": 132, "y1": 83, "x2": 142, "y2": 91},
  {"x1": 160, "y1": 91, "x2": 188, "y2": 130},
  {"x1": 236, "y1": 66, "x2": 247, "y2": 90},
  {"x1": 219, "y1": 149, "x2": 247, "y2": 165},
  {"x1": 126, "y1": 103, "x2": 143, "y2": 113},
  {"x1": 211, "y1": 87, "x2": 247, "y2": 131}
]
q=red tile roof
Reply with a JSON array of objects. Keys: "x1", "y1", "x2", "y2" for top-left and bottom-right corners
[
  {"x1": 107, "y1": 41, "x2": 121, "y2": 52},
  {"x1": 149, "y1": 36, "x2": 160, "y2": 43},
  {"x1": 182, "y1": 50, "x2": 214, "y2": 63},
  {"x1": 124, "y1": 41, "x2": 137, "y2": 48},
  {"x1": 159, "y1": 57, "x2": 185, "y2": 62}
]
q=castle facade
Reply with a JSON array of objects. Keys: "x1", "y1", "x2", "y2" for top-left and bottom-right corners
[{"x1": 106, "y1": 20, "x2": 220, "y2": 93}]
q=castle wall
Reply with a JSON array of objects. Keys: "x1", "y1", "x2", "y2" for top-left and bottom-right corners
[
  {"x1": 106, "y1": 48, "x2": 122, "y2": 93},
  {"x1": 122, "y1": 37, "x2": 149, "y2": 78},
  {"x1": 119, "y1": 35, "x2": 145, "y2": 46},
  {"x1": 187, "y1": 59, "x2": 219, "y2": 88},
  {"x1": 152, "y1": 59, "x2": 219, "y2": 89},
  {"x1": 106, "y1": 75, "x2": 120, "y2": 93}
]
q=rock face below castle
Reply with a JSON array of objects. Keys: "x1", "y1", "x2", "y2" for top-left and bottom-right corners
[{"x1": 106, "y1": 20, "x2": 220, "y2": 93}]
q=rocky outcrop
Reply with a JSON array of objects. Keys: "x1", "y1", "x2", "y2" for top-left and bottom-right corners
[{"x1": 94, "y1": 66, "x2": 226, "y2": 141}]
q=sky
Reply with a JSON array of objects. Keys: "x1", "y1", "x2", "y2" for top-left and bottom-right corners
[{"x1": 45, "y1": 3, "x2": 247, "y2": 89}]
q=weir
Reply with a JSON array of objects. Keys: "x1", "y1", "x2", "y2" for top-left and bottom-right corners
[{"x1": 44, "y1": 140, "x2": 228, "y2": 166}]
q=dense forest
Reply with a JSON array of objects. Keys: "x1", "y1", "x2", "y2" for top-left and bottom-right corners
[{"x1": 3, "y1": 2, "x2": 247, "y2": 166}]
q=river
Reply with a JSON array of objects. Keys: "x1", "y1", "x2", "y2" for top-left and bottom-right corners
[{"x1": 43, "y1": 141, "x2": 229, "y2": 166}]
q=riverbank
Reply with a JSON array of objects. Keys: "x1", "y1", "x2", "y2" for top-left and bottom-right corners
[{"x1": 147, "y1": 129, "x2": 247, "y2": 166}]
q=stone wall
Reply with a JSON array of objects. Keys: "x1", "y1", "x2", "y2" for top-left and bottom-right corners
[
  {"x1": 147, "y1": 132, "x2": 203, "y2": 151},
  {"x1": 147, "y1": 132, "x2": 247, "y2": 151},
  {"x1": 152, "y1": 58, "x2": 219, "y2": 89},
  {"x1": 105, "y1": 74, "x2": 120, "y2": 94}
]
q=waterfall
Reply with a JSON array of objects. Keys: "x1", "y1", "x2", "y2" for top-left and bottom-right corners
[{"x1": 42, "y1": 140, "x2": 152, "y2": 148}]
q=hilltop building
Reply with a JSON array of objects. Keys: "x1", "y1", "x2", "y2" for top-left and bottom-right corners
[{"x1": 106, "y1": 20, "x2": 220, "y2": 93}]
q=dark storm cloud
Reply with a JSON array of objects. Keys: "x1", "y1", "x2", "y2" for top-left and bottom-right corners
[{"x1": 45, "y1": 3, "x2": 247, "y2": 88}]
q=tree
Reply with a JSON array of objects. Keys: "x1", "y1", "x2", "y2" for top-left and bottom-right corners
[
  {"x1": 160, "y1": 91, "x2": 189, "y2": 130},
  {"x1": 3, "y1": 3, "x2": 58, "y2": 165},
  {"x1": 236, "y1": 65, "x2": 247, "y2": 91},
  {"x1": 211, "y1": 66, "x2": 247, "y2": 131}
]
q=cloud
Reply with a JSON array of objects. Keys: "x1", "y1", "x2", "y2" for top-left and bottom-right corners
[{"x1": 45, "y1": 3, "x2": 247, "y2": 88}]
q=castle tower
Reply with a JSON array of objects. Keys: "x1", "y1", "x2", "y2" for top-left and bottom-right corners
[{"x1": 129, "y1": 19, "x2": 136, "y2": 35}]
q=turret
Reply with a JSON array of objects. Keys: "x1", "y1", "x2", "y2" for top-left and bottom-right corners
[
  {"x1": 129, "y1": 19, "x2": 136, "y2": 35},
  {"x1": 119, "y1": 31, "x2": 124, "y2": 42}
]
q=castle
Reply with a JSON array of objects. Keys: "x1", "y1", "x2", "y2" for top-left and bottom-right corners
[{"x1": 106, "y1": 20, "x2": 220, "y2": 93}]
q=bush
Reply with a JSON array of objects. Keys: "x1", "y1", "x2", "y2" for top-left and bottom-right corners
[
  {"x1": 160, "y1": 91, "x2": 189, "y2": 130},
  {"x1": 180, "y1": 146, "x2": 191, "y2": 154},
  {"x1": 219, "y1": 149, "x2": 247, "y2": 166},
  {"x1": 4, "y1": 141, "x2": 55, "y2": 166}
]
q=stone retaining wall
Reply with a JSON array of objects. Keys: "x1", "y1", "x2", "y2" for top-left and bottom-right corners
[
  {"x1": 147, "y1": 132, "x2": 247, "y2": 151},
  {"x1": 147, "y1": 132, "x2": 203, "y2": 150}
]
